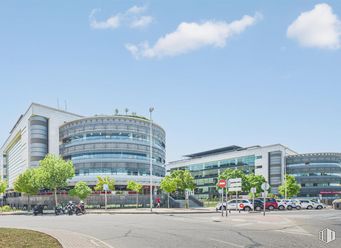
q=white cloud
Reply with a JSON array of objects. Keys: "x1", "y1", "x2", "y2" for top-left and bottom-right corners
[
  {"x1": 127, "y1": 5, "x2": 146, "y2": 15},
  {"x1": 126, "y1": 13, "x2": 261, "y2": 59},
  {"x1": 130, "y1": 16, "x2": 153, "y2": 29},
  {"x1": 89, "y1": 6, "x2": 152, "y2": 30},
  {"x1": 287, "y1": 3, "x2": 341, "y2": 49},
  {"x1": 89, "y1": 9, "x2": 120, "y2": 30}
]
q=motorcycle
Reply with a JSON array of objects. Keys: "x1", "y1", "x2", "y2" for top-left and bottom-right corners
[
  {"x1": 33, "y1": 204, "x2": 45, "y2": 216},
  {"x1": 75, "y1": 202, "x2": 86, "y2": 215},
  {"x1": 55, "y1": 205, "x2": 65, "y2": 215},
  {"x1": 65, "y1": 202, "x2": 76, "y2": 215}
]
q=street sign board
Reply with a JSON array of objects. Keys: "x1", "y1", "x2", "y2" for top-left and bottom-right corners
[
  {"x1": 103, "y1": 184, "x2": 109, "y2": 191},
  {"x1": 261, "y1": 191, "x2": 268, "y2": 198},
  {"x1": 228, "y1": 187, "x2": 242, "y2": 192},
  {"x1": 230, "y1": 182, "x2": 242, "y2": 187},
  {"x1": 250, "y1": 187, "x2": 257, "y2": 193},
  {"x1": 217, "y1": 179, "x2": 227, "y2": 188},
  {"x1": 229, "y1": 178, "x2": 242, "y2": 183},
  {"x1": 261, "y1": 182, "x2": 270, "y2": 191}
]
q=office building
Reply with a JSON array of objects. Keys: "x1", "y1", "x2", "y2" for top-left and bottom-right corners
[
  {"x1": 286, "y1": 153, "x2": 341, "y2": 199},
  {"x1": 167, "y1": 144, "x2": 297, "y2": 199},
  {"x1": 0, "y1": 103, "x2": 166, "y2": 192},
  {"x1": 59, "y1": 115, "x2": 166, "y2": 188}
]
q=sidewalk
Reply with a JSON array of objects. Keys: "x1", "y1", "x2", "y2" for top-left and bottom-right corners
[{"x1": 0, "y1": 207, "x2": 216, "y2": 216}]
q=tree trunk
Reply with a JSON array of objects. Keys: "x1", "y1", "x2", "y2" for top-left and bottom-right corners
[
  {"x1": 54, "y1": 188, "x2": 58, "y2": 207},
  {"x1": 27, "y1": 195, "x2": 30, "y2": 212},
  {"x1": 168, "y1": 193, "x2": 170, "y2": 208},
  {"x1": 136, "y1": 193, "x2": 139, "y2": 209}
]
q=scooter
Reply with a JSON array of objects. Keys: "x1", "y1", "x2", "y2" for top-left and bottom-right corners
[
  {"x1": 33, "y1": 204, "x2": 45, "y2": 216},
  {"x1": 75, "y1": 202, "x2": 86, "y2": 215}
]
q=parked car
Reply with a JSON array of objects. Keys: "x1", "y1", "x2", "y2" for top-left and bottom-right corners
[
  {"x1": 252, "y1": 199, "x2": 265, "y2": 211},
  {"x1": 216, "y1": 199, "x2": 253, "y2": 211},
  {"x1": 310, "y1": 200, "x2": 326, "y2": 209},
  {"x1": 297, "y1": 200, "x2": 318, "y2": 210},
  {"x1": 276, "y1": 199, "x2": 286, "y2": 210},
  {"x1": 276, "y1": 199, "x2": 297, "y2": 210},
  {"x1": 256, "y1": 198, "x2": 278, "y2": 210}
]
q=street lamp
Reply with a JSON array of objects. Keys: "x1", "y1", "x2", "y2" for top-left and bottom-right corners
[
  {"x1": 149, "y1": 107, "x2": 154, "y2": 212},
  {"x1": 284, "y1": 148, "x2": 287, "y2": 199}
]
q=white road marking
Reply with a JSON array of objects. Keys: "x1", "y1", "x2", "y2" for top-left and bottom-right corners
[
  {"x1": 210, "y1": 238, "x2": 245, "y2": 248},
  {"x1": 91, "y1": 239, "x2": 101, "y2": 247}
]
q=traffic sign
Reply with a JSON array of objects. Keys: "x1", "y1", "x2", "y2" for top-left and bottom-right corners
[
  {"x1": 250, "y1": 187, "x2": 257, "y2": 193},
  {"x1": 228, "y1": 187, "x2": 242, "y2": 192},
  {"x1": 217, "y1": 179, "x2": 227, "y2": 188},
  {"x1": 229, "y1": 178, "x2": 242, "y2": 183},
  {"x1": 230, "y1": 182, "x2": 242, "y2": 187},
  {"x1": 261, "y1": 182, "x2": 270, "y2": 191}
]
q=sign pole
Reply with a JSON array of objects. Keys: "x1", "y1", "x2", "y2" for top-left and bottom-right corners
[
  {"x1": 263, "y1": 192, "x2": 266, "y2": 216},
  {"x1": 253, "y1": 192, "x2": 255, "y2": 212},
  {"x1": 225, "y1": 186, "x2": 228, "y2": 217},
  {"x1": 261, "y1": 182, "x2": 270, "y2": 216},
  {"x1": 221, "y1": 189, "x2": 224, "y2": 217},
  {"x1": 236, "y1": 191, "x2": 238, "y2": 212}
]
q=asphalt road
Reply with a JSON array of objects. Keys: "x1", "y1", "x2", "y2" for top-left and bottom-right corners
[{"x1": 0, "y1": 209, "x2": 340, "y2": 248}]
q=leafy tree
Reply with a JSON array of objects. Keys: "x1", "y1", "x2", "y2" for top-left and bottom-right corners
[
  {"x1": 160, "y1": 175, "x2": 177, "y2": 208},
  {"x1": 218, "y1": 168, "x2": 249, "y2": 192},
  {"x1": 94, "y1": 176, "x2": 115, "y2": 191},
  {"x1": 246, "y1": 174, "x2": 266, "y2": 195},
  {"x1": 278, "y1": 175, "x2": 301, "y2": 198},
  {"x1": 69, "y1": 181, "x2": 92, "y2": 201},
  {"x1": 14, "y1": 168, "x2": 40, "y2": 211},
  {"x1": 37, "y1": 154, "x2": 75, "y2": 206},
  {"x1": 127, "y1": 180, "x2": 143, "y2": 208},
  {"x1": 171, "y1": 170, "x2": 196, "y2": 191},
  {"x1": 0, "y1": 180, "x2": 7, "y2": 194},
  {"x1": 170, "y1": 170, "x2": 196, "y2": 208}
]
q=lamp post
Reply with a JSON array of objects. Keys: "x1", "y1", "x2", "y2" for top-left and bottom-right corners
[
  {"x1": 149, "y1": 107, "x2": 154, "y2": 212},
  {"x1": 284, "y1": 148, "x2": 287, "y2": 199}
]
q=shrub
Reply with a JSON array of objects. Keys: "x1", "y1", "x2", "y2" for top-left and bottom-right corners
[{"x1": 0, "y1": 205, "x2": 13, "y2": 212}]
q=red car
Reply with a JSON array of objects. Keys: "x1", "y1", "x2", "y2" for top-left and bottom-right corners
[{"x1": 257, "y1": 198, "x2": 278, "y2": 210}]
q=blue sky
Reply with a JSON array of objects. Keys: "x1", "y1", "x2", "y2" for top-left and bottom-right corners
[{"x1": 0, "y1": 0, "x2": 341, "y2": 161}]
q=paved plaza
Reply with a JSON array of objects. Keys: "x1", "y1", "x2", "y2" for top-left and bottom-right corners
[{"x1": 0, "y1": 209, "x2": 340, "y2": 248}]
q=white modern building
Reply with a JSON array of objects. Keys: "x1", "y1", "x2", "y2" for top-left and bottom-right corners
[
  {"x1": 167, "y1": 145, "x2": 297, "y2": 199},
  {"x1": 1, "y1": 103, "x2": 166, "y2": 193},
  {"x1": 0, "y1": 103, "x2": 82, "y2": 189}
]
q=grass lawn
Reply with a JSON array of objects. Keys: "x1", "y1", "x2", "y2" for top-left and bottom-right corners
[{"x1": 0, "y1": 228, "x2": 62, "y2": 248}]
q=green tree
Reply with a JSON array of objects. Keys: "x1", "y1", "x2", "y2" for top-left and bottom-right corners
[
  {"x1": 171, "y1": 170, "x2": 196, "y2": 191},
  {"x1": 0, "y1": 180, "x2": 7, "y2": 194},
  {"x1": 94, "y1": 176, "x2": 115, "y2": 191},
  {"x1": 160, "y1": 176, "x2": 177, "y2": 208},
  {"x1": 278, "y1": 175, "x2": 301, "y2": 198},
  {"x1": 37, "y1": 154, "x2": 75, "y2": 206},
  {"x1": 14, "y1": 168, "x2": 40, "y2": 211},
  {"x1": 69, "y1": 181, "x2": 92, "y2": 201},
  {"x1": 170, "y1": 170, "x2": 196, "y2": 208},
  {"x1": 246, "y1": 174, "x2": 266, "y2": 196},
  {"x1": 218, "y1": 168, "x2": 249, "y2": 192},
  {"x1": 127, "y1": 180, "x2": 143, "y2": 208}
]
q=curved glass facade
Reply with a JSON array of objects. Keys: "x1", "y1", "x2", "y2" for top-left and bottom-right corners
[
  {"x1": 59, "y1": 115, "x2": 166, "y2": 185},
  {"x1": 286, "y1": 153, "x2": 341, "y2": 198}
]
